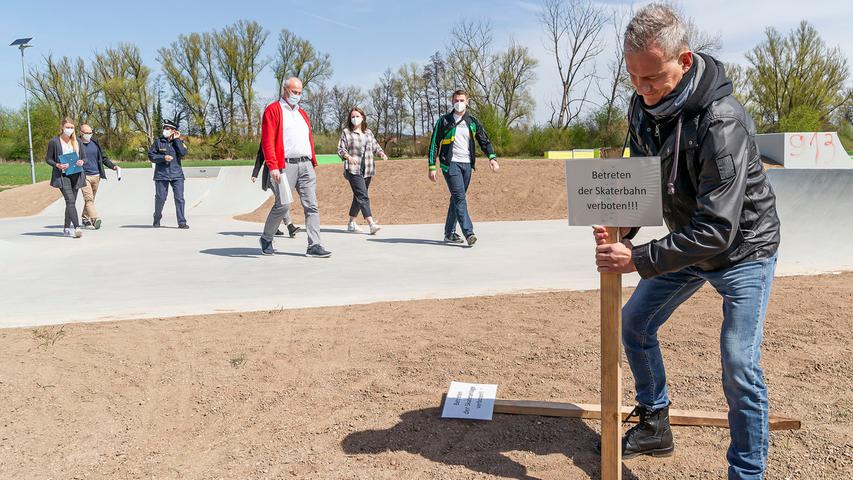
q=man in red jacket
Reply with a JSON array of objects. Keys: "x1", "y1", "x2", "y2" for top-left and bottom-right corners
[{"x1": 259, "y1": 77, "x2": 331, "y2": 258}]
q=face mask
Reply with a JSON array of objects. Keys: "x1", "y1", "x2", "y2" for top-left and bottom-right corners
[
  {"x1": 286, "y1": 92, "x2": 302, "y2": 105},
  {"x1": 453, "y1": 101, "x2": 466, "y2": 113},
  {"x1": 82, "y1": 134, "x2": 93, "y2": 142},
  {"x1": 162, "y1": 129, "x2": 172, "y2": 138},
  {"x1": 63, "y1": 128, "x2": 74, "y2": 137},
  {"x1": 351, "y1": 116, "x2": 363, "y2": 126}
]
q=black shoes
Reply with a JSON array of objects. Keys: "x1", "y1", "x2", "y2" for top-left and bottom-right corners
[
  {"x1": 306, "y1": 244, "x2": 332, "y2": 258},
  {"x1": 178, "y1": 223, "x2": 190, "y2": 229},
  {"x1": 153, "y1": 221, "x2": 161, "y2": 228},
  {"x1": 444, "y1": 233, "x2": 464, "y2": 244},
  {"x1": 259, "y1": 237, "x2": 274, "y2": 255},
  {"x1": 287, "y1": 223, "x2": 303, "y2": 238},
  {"x1": 594, "y1": 404, "x2": 674, "y2": 459},
  {"x1": 466, "y1": 234, "x2": 477, "y2": 247},
  {"x1": 275, "y1": 229, "x2": 285, "y2": 236},
  {"x1": 622, "y1": 404, "x2": 674, "y2": 459}
]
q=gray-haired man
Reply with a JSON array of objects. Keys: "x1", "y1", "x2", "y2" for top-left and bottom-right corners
[
  {"x1": 259, "y1": 77, "x2": 330, "y2": 258},
  {"x1": 592, "y1": 4, "x2": 780, "y2": 479}
]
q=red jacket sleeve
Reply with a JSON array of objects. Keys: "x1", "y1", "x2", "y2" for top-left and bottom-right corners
[{"x1": 261, "y1": 104, "x2": 278, "y2": 170}]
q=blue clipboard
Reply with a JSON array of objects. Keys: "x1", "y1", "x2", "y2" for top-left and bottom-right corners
[{"x1": 59, "y1": 151, "x2": 81, "y2": 176}]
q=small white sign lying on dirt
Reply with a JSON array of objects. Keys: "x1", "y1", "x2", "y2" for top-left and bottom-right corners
[
  {"x1": 441, "y1": 382, "x2": 498, "y2": 420},
  {"x1": 565, "y1": 157, "x2": 663, "y2": 227}
]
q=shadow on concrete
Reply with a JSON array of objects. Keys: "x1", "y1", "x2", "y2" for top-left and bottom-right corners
[
  {"x1": 200, "y1": 247, "x2": 304, "y2": 258},
  {"x1": 341, "y1": 407, "x2": 638, "y2": 480},
  {"x1": 367, "y1": 237, "x2": 466, "y2": 247},
  {"x1": 21, "y1": 231, "x2": 66, "y2": 237},
  {"x1": 120, "y1": 224, "x2": 178, "y2": 229},
  {"x1": 218, "y1": 231, "x2": 260, "y2": 237}
]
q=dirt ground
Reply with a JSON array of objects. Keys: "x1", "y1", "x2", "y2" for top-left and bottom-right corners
[
  {"x1": 1, "y1": 273, "x2": 850, "y2": 479},
  {"x1": 0, "y1": 181, "x2": 59, "y2": 218},
  {"x1": 236, "y1": 159, "x2": 569, "y2": 225}
]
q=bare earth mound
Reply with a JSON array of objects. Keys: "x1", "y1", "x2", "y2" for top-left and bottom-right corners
[
  {"x1": 0, "y1": 181, "x2": 60, "y2": 218},
  {"x1": 1, "y1": 273, "x2": 850, "y2": 479},
  {"x1": 235, "y1": 159, "x2": 569, "y2": 225}
]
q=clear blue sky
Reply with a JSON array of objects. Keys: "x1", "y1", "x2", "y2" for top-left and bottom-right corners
[{"x1": 2, "y1": 0, "x2": 850, "y2": 124}]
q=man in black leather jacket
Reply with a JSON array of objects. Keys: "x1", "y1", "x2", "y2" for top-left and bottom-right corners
[{"x1": 593, "y1": 4, "x2": 780, "y2": 479}]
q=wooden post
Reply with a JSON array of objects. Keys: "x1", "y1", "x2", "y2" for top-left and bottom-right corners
[{"x1": 601, "y1": 226, "x2": 622, "y2": 480}]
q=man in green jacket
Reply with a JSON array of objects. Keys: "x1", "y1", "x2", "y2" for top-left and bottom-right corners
[{"x1": 428, "y1": 89, "x2": 499, "y2": 247}]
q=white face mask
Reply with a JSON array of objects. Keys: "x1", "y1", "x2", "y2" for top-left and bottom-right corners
[
  {"x1": 162, "y1": 129, "x2": 172, "y2": 138},
  {"x1": 351, "y1": 116, "x2": 363, "y2": 126},
  {"x1": 453, "y1": 101, "x2": 466, "y2": 113},
  {"x1": 286, "y1": 91, "x2": 302, "y2": 105},
  {"x1": 63, "y1": 128, "x2": 74, "y2": 137},
  {"x1": 82, "y1": 133, "x2": 93, "y2": 142}
]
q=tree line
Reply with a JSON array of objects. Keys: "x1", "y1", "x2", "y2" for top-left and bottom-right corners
[{"x1": 1, "y1": 1, "x2": 850, "y2": 163}]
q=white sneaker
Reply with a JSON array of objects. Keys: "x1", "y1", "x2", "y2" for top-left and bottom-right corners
[
  {"x1": 347, "y1": 222, "x2": 364, "y2": 233},
  {"x1": 74, "y1": 228, "x2": 82, "y2": 238},
  {"x1": 368, "y1": 223, "x2": 381, "y2": 235},
  {"x1": 63, "y1": 228, "x2": 74, "y2": 238}
]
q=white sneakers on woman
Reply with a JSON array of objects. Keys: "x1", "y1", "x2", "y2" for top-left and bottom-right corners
[
  {"x1": 63, "y1": 228, "x2": 82, "y2": 238},
  {"x1": 347, "y1": 221, "x2": 381, "y2": 235}
]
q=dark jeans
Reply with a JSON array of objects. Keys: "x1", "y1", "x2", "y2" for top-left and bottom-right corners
[
  {"x1": 58, "y1": 173, "x2": 81, "y2": 229},
  {"x1": 345, "y1": 170, "x2": 373, "y2": 218},
  {"x1": 154, "y1": 179, "x2": 186, "y2": 225},
  {"x1": 442, "y1": 161, "x2": 473, "y2": 237}
]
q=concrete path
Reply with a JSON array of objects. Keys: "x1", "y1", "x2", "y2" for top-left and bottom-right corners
[{"x1": 1, "y1": 167, "x2": 850, "y2": 328}]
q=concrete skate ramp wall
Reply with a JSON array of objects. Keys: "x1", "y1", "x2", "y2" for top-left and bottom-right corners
[
  {"x1": 767, "y1": 168, "x2": 853, "y2": 273},
  {"x1": 40, "y1": 166, "x2": 271, "y2": 219},
  {"x1": 756, "y1": 132, "x2": 853, "y2": 169}
]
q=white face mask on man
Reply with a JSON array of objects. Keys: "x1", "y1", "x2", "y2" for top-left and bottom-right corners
[
  {"x1": 285, "y1": 91, "x2": 302, "y2": 106},
  {"x1": 162, "y1": 129, "x2": 173, "y2": 138},
  {"x1": 82, "y1": 133, "x2": 93, "y2": 142},
  {"x1": 453, "y1": 101, "x2": 467, "y2": 113}
]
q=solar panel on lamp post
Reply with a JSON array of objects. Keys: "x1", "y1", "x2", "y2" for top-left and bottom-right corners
[{"x1": 9, "y1": 37, "x2": 36, "y2": 185}]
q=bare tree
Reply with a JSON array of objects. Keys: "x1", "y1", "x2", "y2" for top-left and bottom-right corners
[
  {"x1": 329, "y1": 85, "x2": 366, "y2": 132},
  {"x1": 399, "y1": 63, "x2": 423, "y2": 147},
  {"x1": 540, "y1": 0, "x2": 607, "y2": 128},
  {"x1": 158, "y1": 33, "x2": 209, "y2": 135},
  {"x1": 217, "y1": 20, "x2": 269, "y2": 139},
  {"x1": 29, "y1": 55, "x2": 95, "y2": 122},
  {"x1": 449, "y1": 21, "x2": 538, "y2": 128},
  {"x1": 494, "y1": 41, "x2": 538, "y2": 126},
  {"x1": 302, "y1": 81, "x2": 332, "y2": 133},
  {"x1": 596, "y1": 7, "x2": 632, "y2": 138},
  {"x1": 273, "y1": 29, "x2": 333, "y2": 90}
]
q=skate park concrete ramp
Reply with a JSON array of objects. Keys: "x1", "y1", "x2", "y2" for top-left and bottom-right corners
[
  {"x1": 40, "y1": 166, "x2": 271, "y2": 220},
  {"x1": 766, "y1": 168, "x2": 853, "y2": 273},
  {"x1": 756, "y1": 131, "x2": 853, "y2": 169}
]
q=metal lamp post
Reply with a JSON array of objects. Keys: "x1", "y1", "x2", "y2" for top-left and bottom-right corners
[{"x1": 9, "y1": 37, "x2": 36, "y2": 184}]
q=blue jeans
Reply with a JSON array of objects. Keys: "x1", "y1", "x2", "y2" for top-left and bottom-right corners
[
  {"x1": 442, "y1": 161, "x2": 473, "y2": 237},
  {"x1": 622, "y1": 254, "x2": 777, "y2": 480}
]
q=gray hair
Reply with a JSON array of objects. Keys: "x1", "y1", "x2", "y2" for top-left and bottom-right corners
[
  {"x1": 624, "y1": 3, "x2": 690, "y2": 60},
  {"x1": 281, "y1": 76, "x2": 302, "y2": 96}
]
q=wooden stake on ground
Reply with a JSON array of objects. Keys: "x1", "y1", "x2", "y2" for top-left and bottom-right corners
[
  {"x1": 489, "y1": 399, "x2": 802, "y2": 431},
  {"x1": 601, "y1": 226, "x2": 623, "y2": 480}
]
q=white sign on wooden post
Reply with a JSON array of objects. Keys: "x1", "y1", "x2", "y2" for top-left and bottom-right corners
[
  {"x1": 441, "y1": 382, "x2": 498, "y2": 420},
  {"x1": 565, "y1": 157, "x2": 663, "y2": 227}
]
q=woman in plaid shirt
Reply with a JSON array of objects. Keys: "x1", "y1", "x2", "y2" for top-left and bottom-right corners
[{"x1": 337, "y1": 107, "x2": 388, "y2": 234}]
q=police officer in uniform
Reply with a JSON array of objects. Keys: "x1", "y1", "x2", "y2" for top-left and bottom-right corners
[{"x1": 148, "y1": 119, "x2": 189, "y2": 229}]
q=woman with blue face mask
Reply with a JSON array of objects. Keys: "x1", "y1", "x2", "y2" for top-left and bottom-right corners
[{"x1": 45, "y1": 117, "x2": 87, "y2": 238}]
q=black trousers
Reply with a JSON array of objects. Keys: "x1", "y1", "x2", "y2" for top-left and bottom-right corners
[
  {"x1": 58, "y1": 174, "x2": 81, "y2": 229},
  {"x1": 345, "y1": 170, "x2": 373, "y2": 219}
]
